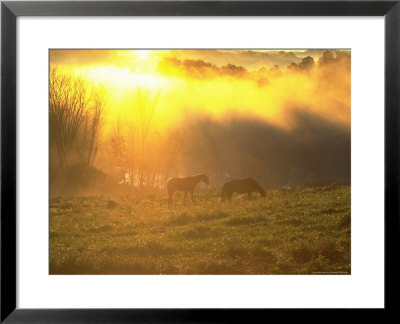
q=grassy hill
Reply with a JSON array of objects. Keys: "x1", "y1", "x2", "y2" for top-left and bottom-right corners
[{"x1": 50, "y1": 185, "x2": 350, "y2": 274}]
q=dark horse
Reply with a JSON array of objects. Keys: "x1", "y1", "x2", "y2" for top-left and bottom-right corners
[
  {"x1": 167, "y1": 173, "x2": 209, "y2": 205},
  {"x1": 221, "y1": 177, "x2": 266, "y2": 201}
]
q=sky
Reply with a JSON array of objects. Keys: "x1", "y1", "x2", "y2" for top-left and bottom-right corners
[
  {"x1": 49, "y1": 49, "x2": 351, "y2": 187},
  {"x1": 50, "y1": 49, "x2": 351, "y2": 131}
]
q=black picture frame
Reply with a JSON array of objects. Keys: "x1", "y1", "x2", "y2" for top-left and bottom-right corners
[{"x1": 1, "y1": 0, "x2": 399, "y2": 322}]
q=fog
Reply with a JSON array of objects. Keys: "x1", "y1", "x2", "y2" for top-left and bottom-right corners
[
  {"x1": 177, "y1": 111, "x2": 350, "y2": 189},
  {"x1": 49, "y1": 49, "x2": 350, "y2": 195}
]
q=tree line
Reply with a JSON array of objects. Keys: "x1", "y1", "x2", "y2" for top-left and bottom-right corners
[{"x1": 50, "y1": 67, "x2": 183, "y2": 195}]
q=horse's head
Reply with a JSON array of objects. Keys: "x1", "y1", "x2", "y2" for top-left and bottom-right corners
[{"x1": 201, "y1": 173, "x2": 210, "y2": 185}]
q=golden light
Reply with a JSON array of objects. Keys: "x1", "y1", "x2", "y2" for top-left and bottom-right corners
[
  {"x1": 85, "y1": 66, "x2": 167, "y2": 90},
  {"x1": 52, "y1": 49, "x2": 350, "y2": 136},
  {"x1": 136, "y1": 50, "x2": 151, "y2": 61}
]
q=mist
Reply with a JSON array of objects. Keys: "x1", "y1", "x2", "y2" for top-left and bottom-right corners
[
  {"x1": 49, "y1": 49, "x2": 350, "y2": 195},
  {"x1": 177, "y1": 111, "x2": 350, "y2": 189}
]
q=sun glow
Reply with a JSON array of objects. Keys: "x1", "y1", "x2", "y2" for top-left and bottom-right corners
[
  {"x1": 136, "y1": 50, "x2": 151, "y2": 61},
  {"x1": 49, "y1": 48, "x2": 351, "y2": 201},
  {"x1": 85, "y1": 66, "x2": 169, "y2": 90},
  {"x1": 51, "y1": 49, "x2": 350, "y2": 135}
]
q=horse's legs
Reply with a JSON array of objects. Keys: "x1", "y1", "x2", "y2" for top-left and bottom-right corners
[
  {"x1": 190, "y1": 191, "x2": 194, "y2": 203},
  {"x1": 248, "y1": 192, "x2": 252, "y2": 200}
]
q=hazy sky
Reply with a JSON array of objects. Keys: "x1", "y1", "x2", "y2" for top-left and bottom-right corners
[
  {"x1": 50, "y1": 49, "x2": 351, "y2": 131},
  {"x1": 51, "y1": 49, "x2": 349, "y2": 70},
  {"x1": 50, "y1": 49, "x2": 351, "y2": 187}
]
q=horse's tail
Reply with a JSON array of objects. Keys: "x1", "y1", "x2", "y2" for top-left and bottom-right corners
[{"x1": 165, "y1": 178, "x2": 174, "y2": 196}]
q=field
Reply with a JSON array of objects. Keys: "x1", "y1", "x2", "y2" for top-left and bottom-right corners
[{"x1": 50, "y1": 185, "x2": 351, "y2": 275}]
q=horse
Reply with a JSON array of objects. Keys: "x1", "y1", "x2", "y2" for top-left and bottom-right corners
[
  {"x1": 221, "y1": 177, "x2": 266, "y2": 201},
  {"x1": 167, "y1": 173, "x2": 209, "y2": 205}
]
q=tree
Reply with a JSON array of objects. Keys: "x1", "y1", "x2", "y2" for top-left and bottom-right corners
[
  {"x1": 49, "y1": 67, "x2": 104, "y2": 170},
  {"x1": 298, "y1": 56, "x2": 315, "y2": 71},
  {"x1": 319, "y1": 50, "x2": 335, "y2": 66}
]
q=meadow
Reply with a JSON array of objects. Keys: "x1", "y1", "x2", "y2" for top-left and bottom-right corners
[{"x1": 50, "y1": 184, "x2": 350, "y2": 275}]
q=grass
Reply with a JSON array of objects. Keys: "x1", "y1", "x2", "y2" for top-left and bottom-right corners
[{"x1": 49, "y1": 185, "x2": 350, "y2": 274}]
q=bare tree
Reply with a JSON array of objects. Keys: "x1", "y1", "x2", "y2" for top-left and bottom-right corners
[
  {"x1": 108, "y1": 88, "x2": 184, "y2": 194},
  {"x1": 49, "y1": 67, "x2": 104, "y2": 170},
  {"x1": 130, "y1": 88, "x2": 160, "y2": 188}
]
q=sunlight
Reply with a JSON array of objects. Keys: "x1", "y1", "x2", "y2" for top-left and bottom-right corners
[
  {"x1": 136, "y1": 50, "x2": 150, "y2": 61},
  {"x1": 49, "y1": 49, "x2": 351, "y2": 276},
  {"x1": 84, "y1": 66, "x2": 168, "y2": 91},
  {"x1": 56, "y1": 49, "x2": 350, "y2": 136}
]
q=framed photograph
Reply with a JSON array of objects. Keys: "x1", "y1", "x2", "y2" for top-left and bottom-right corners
[{"x1": 1, "y1": 0, "x2": 399, "y2": 321}]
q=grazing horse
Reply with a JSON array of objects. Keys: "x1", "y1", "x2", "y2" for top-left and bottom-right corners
[
  {"x1": 221, "y1": 177, "x2": 266, "y2": 201},
  {"x1": 167, "y1": 173, "x2": 209, "y2": 205}
]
